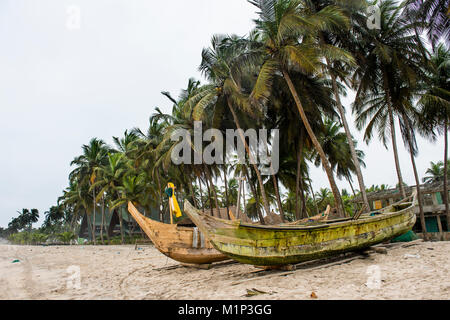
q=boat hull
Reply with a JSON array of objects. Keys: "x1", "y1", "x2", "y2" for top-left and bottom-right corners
[
  {"x1": 127, "y1": 203, "x2": 228, "y2": 265},
  {"x1": 184, "y1": 200, "x2": 417, "y2": 266}
]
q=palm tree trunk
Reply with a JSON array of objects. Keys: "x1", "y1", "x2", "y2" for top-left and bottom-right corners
[
  {"x1": 223, "y1": 166, "x2": 230, "y2": 219},
  {"x1": 308, "y1": 178, "x2": 320, "y2": 216},
  {"x1": 188, "y1": 180, "x2": 198, "y2": 208},
  {"x1": 299, "y1": 178, "x2": 308, "y2": 218},
  {"x1": 383, "y1": 70, "x2": 407, "y2": 198},
  {"x1": 203, "y1": 169, "x2": 214, "y2": 216},
  {"x1": 329, "y1": 71, "x2": 370, "y2": 212},
  {"x1": 295, "y1": 133, "x2": 304, "y2": 220},
  {"x1": 86, "y1": 210, "x2": 93, "y2": 241},
  {"x1": 444, "y1": 120, "x2": 449, "y2": 230},
  {"x1": 282, "y1": 69, "x2": 345, "y2": 217},
  {"x1": 92, "y1": 189, "x2": 96, "y2": 245},
  {"x1": 227, "y1": 98, "x2": 271, "y2": 217},
  {"x1": 402, "y1": 114, "x2": 428, "y2": 239},
  {"x1": 347, "y1": 176, "x2": 357, "y2": 197},
  {"x1": 388, "y1": 104, "x2": 407, "y2": 198},
  {"x1": 198, "y1": 176, "x2": 205, "y2": 213},
  {"x1": 104, "y1": 204, "x2": 110, "y2": 242},
  {"x1": 206, "y1": 167, "x2": 220, "y2": 216},
  {"x1": 100, "y1": 195, "x2": 105, "y2": 244},
  {"x1": 117, "y1": 209, "x2": 124, "y2": 244},
  {"x1": 156, "y1": 170, "x2": 163, "y2": 222},
  {"x1": 244, "y1": 168, "x2": 265, "y2": 224},
  {"x1": 272, "y1": 174, "x2": 285, "y2": 222}
]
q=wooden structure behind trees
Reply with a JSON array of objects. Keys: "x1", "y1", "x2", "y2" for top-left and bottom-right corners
[
  {"x1": 78, "y1": 206, "x2": 158, "y2": 240},
  {"x1": 352, "y1": 181, "x2": 450, "y2": 240}
]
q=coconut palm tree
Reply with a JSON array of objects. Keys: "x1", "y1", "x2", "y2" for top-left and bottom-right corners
[
  {"x1": 404, "y1": 0, "x2": 449, "y2": 49},
  {"x1": 423, "y1": 161, "x2": 445, "y2": 184},
  {"x1": 304, "y1": 0, "x2": 372, "y2": 213},
  {"x1": 352, "y1": 0, "x2": 426, "y2": 200},
  {"x1": 246, "y1": 0, "x2": 355, "y2": 217},
  {"x1": 417, "y1": 43, "x2": 450, "y2": 228},
  {"x1": 312, "y1": 119, "x2": 366, "y2": 197},
  {"x1": 192, "y1": 34, "x2": 272, "y2": 220},
  {"x1": 70, "y1": 138, "x2": 109, "y2": 244}
]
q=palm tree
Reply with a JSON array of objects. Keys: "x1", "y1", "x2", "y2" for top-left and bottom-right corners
[
  {"x1": 417, "y1": 44, "x2": 450, "y2": 228},
  {"x1": 132, "y1": 115, "x2": 168, "y2": 221},
  {"x1": 352, "y1": 0, "x2": 425, "y2": 200},
  {"x1": 313, "y1": 119, "x2": 366, "y2": 197},
  {"x1": 15, "y1": 209, "x2": 39, "y2": 232},
  {"x1": 59, "y1": 179, "x2": 91, "y2": 234},
  {"x1": 423, "y1": 161, "x2": 444, "y2": 183},
  {"x1": 247, "y1": 0, "x2": 354, "y2": 217},
  {"x1": 91, "y1": 152, "x2": 127, "y2": 242},
  {"x1": 192, "y1": 34, "x2": 272, "y2": 220},
  {"x1": 305, "y1": 0, "x2": 371, "y2": 213},
  {"x1": 404, "y1": 0, "x2": 449, "y2": 49},
  {"x1": 70, "y1": 138, "x2": 109, "y2": 244}
]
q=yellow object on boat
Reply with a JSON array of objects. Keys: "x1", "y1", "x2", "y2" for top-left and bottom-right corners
[{"x1": 168, "y1": 183, "x2": 182, "y2": 218}]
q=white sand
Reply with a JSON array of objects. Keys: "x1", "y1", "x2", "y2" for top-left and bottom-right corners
[{"x1": 0, "y1": 242, "x2": 449, "y2": 300}]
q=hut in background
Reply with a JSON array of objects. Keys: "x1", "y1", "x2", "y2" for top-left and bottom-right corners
[{"x1": 352, "y1": 181, "x2": 450, "y2": 240}]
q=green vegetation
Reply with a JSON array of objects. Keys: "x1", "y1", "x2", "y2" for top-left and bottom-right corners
[{"x1": 2, "y1": 0, "x2": 449, "y2": 242}]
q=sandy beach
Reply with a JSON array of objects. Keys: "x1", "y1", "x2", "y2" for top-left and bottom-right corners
[{"x1": 0, "y1": 241, "x2": 449, "y2": 300}]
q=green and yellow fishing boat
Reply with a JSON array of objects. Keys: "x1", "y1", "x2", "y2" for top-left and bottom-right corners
[{"x1": 183, "y1": 192, "x2": 418, "y2": 266}]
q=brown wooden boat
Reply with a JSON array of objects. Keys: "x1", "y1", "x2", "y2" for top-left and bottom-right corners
[{"x1": 127, "y1": 202, "x2": 228, "y2": 265}]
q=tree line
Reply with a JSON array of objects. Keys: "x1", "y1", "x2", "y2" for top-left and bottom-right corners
[{"x1": 1, "y1": 0, "x2": 448, "y2": 244}]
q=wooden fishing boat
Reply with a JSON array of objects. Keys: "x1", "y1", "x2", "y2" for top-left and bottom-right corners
[
  {"x1": 183, "y1": 192, "x2": 418, "y2": 266},
  {"x1": 127, "y1": 202, "x2": 228, "y2": 265}
]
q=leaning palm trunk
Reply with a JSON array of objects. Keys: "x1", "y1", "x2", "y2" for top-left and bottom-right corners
[
  {"x1": 203, "y1": 168, "x2": 215, "y2": 216},
  {"x1": 227, "y1": 98, "x2": 271, "y2": 217},
  {"x1": 272, "y1": 173, "x2": 285, "y2": 222},
  {"x1": 402, "y1": 115, "x2": 428, "y2": 238},
  {"x1": 308, "y1": 177, "x2": 320, "y2": 216},
  {"x1": 299, "y1": 178, "x2": 308, "y2": 218},
  {"x1": 383, "y1": 71, "x2": 407, "y2": 198},
  {"x1": 444, "y1": 120, "x2": 449, "y2": 230},
  {"x1": 282, "y1": 69, "x2": 345, "y2": 217},
  {"x1": 347, "y1": 175, "x2": 357, "y2": 197},
  {"x1": 198, "y1": 177, "x2": 205, "y2": 213},
  {"x1": 244, "y1": 168, "x2": 265, "y2": 224},
  {"x1": 206, "y1": 167, "x2": 220, "y2": 216},
  {"x1": 387, "y1": 104, "x2": 406, "y2": 198},
  {"x1": 295, "y1": 134, "x2": 304, "y2": 220},
  {"x1": 188, "y1": 176, "x2": 198, "y2": 208},
  {"x1": 223, "y1": 168, "x2": 230, "y2": 219},
  {"x1": 329, "y1": 71, "x2": 370, "y2": 212}
]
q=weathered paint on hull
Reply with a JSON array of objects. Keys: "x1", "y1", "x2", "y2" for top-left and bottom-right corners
[
  {"x1": 184, "y1": 200, "x2": 416, "y2": 266},
  {"x1": 127, "y1": 202, "x2": 228, "y2": 265}
]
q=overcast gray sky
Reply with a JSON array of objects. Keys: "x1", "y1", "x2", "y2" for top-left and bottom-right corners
[{"x1": 0, "y1": 0, "x2": 443, "y2": 228}]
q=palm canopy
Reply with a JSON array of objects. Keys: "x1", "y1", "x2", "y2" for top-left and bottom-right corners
[
  {"x1": 423, "y1": 161, "x2": 449, "y2": 183},
  {"x1": 417, "y1": 43, "x2": 450, "y2": 137},
  {"x1": 404, "y1": 0, "x2": 450, "y2": 49}
]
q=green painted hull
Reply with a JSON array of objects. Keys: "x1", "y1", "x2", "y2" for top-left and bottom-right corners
[{"x1": 184, "y1": 199, "x2": 417, "y2": 266}]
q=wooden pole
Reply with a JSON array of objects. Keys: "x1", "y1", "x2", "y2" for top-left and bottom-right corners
[
  {"x1": 436, "y1": 215, "x2": 443, "y2": 241},
  {"x1": 169, "y1": 197, "x2": 173, "y2": 225}
]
